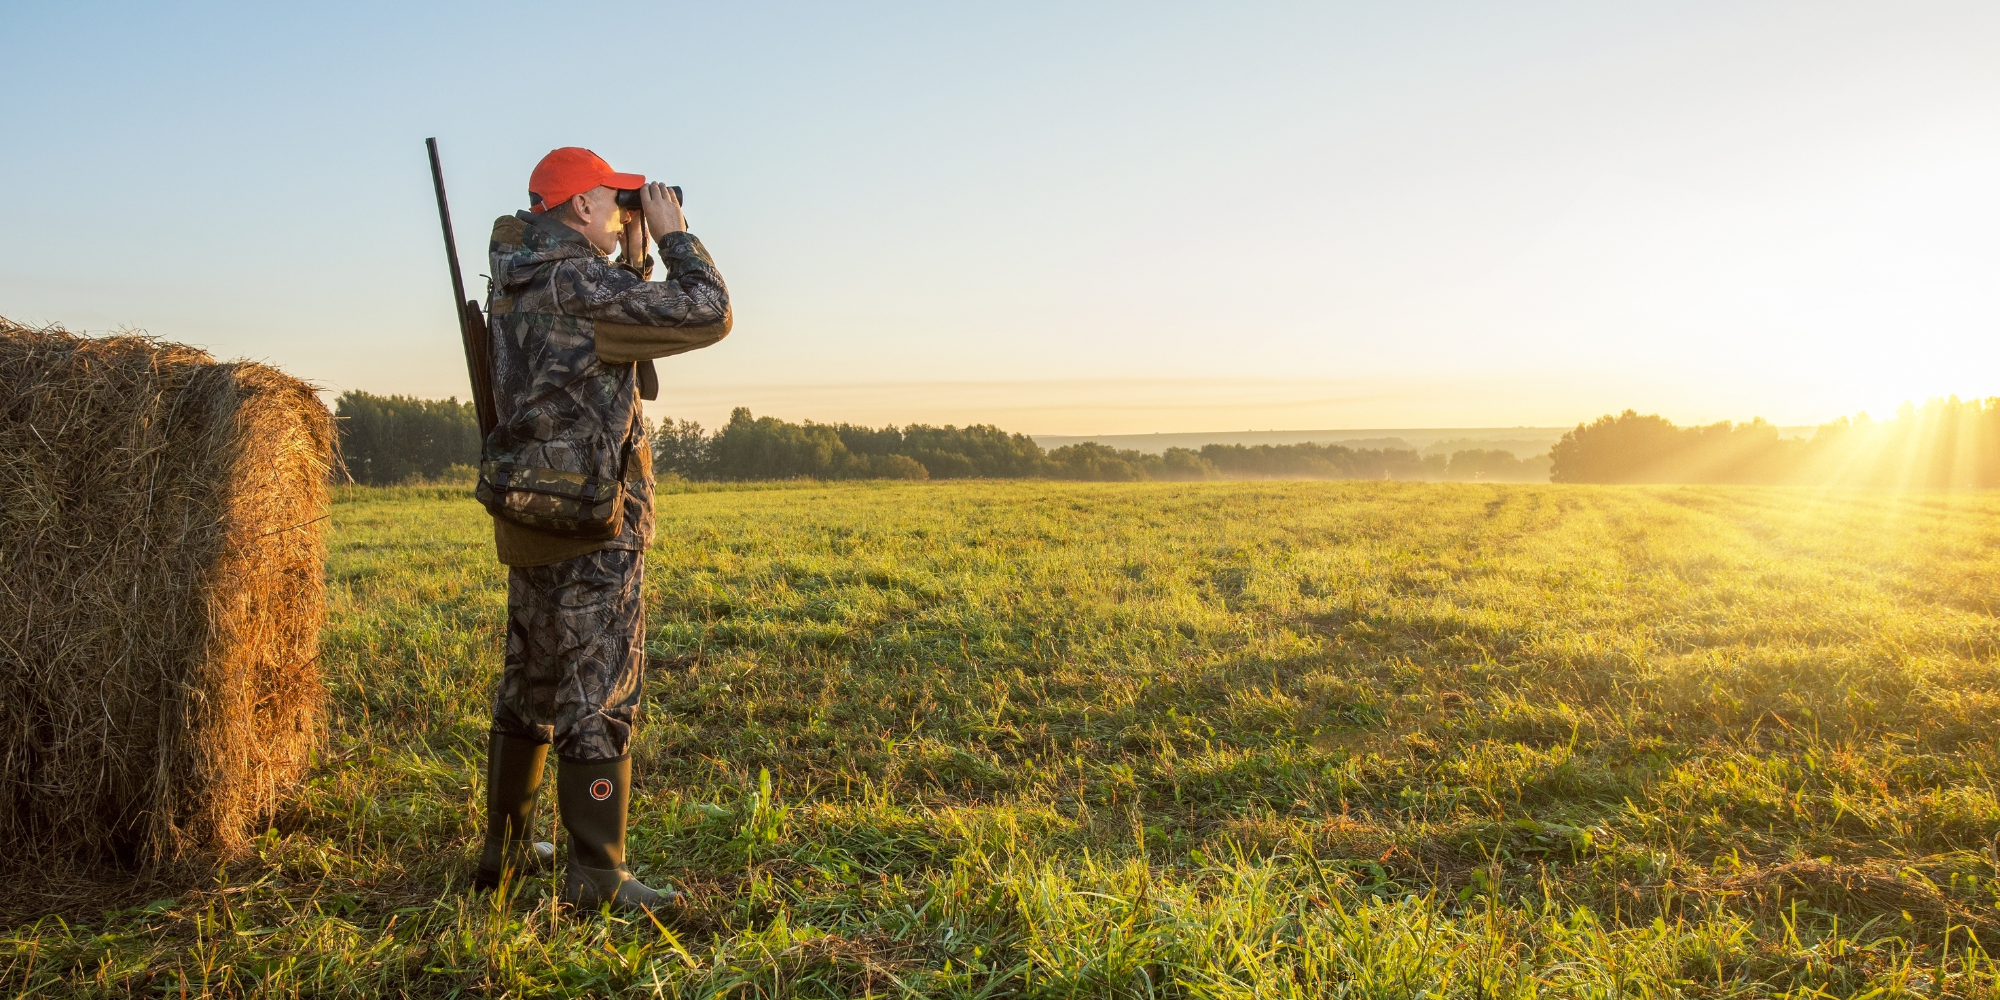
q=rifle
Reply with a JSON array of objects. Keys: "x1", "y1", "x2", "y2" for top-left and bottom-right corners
[{"x1": 424, "y1": 137, "x2": 500, "y2": 437}]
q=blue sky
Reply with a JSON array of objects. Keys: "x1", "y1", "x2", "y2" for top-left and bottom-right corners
[{"x1": 4, "y1": 1, "x2": 1996, "y2": 433}]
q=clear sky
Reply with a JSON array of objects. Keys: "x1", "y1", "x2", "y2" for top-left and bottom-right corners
[{"x1": 4, "y1": 2, "x2": 1995, "y2": 434}]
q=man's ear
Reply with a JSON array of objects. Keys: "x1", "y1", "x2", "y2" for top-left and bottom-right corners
[{"x1": 568, "y1": 192, "x2": 594, "y2": 224}]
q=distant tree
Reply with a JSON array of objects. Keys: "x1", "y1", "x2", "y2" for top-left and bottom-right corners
[
  {"x1": 1445, "y1": 449, "x2": 1549, "y2": 482},
  {"x1": 709, "y1": 408, "x2": 856, "y2": 480},
  {"x1": 899, "y1": 424, "x2": 1047, "y2": 478},
  {"x1": 334, "y1": 391, "x2": 480, "y2": 485},
  {"x1": 1199, "y1": 442, "x2": 1436, "y2": 480},
  {"x1": 1547, "y1": 401, "x2": 2000, "y2": 486},
  {"x1": 1159, "y1": 447, "x2": 1220, "y2": 481},
  {"x1": 866, "y1": 453, "x2": 930, "y2": 480},
  {"x1": 1550, "y1": 411, "x2": 1689, "y2": 483},
  {"x1": 833, "y1": 423, "x2": 903, "y2": 457},
  {"x1": 698, "y1": 412, "x2": 1056, "y2": 481},
  {"x1": 1794, "y1": 397, "x2": 2000, "y2": 488},
  {"x1": 1550, "y1": 410, "x2": 1802, "y2": 484},
  {"x1": 652, "y1": 417, "x2": 715, "y2": 479},
  {"x1": 1045, "y1": 442, "x2": 1152, "y2": 481},
  {"x1": 911, "y1": 449, "x2": 979, "y2": 479}
]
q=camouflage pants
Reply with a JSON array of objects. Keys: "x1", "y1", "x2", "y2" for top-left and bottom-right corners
[{"x1": 491, "y1": 547, "x2": 644, "y2": 762}]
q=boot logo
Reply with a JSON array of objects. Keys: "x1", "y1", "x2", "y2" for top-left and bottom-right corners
[{"x1": 589, "y1": 778, "x2": 614, "y2": 801}]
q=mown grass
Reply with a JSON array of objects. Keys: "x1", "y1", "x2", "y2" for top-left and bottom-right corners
[{"x1": 8, "y1": 480, "x2": 2000, "y2": 997}]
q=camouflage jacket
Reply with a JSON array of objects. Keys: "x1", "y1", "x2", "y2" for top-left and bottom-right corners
[{"x1": 485, "y1": 210, "x2": 730, "y2": 563}]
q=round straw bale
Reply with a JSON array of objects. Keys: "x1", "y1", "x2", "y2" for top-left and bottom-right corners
[{"x1": 0, "y1": 318, "x2": 332, "y2": 870}]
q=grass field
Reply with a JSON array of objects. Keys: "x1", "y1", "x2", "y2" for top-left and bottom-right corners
[{"x1": 8, "y1": 480, "x2": 2000, "y2": 997}]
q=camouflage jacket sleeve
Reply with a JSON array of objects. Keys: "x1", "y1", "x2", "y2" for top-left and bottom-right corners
[{"x1": 564, "y1": 230, "x2": 732, "y2": 364}]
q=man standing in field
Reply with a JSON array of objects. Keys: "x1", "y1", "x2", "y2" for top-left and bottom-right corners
[{"x1": 473, "y1": 147, "x2": 730, "y2": 912}]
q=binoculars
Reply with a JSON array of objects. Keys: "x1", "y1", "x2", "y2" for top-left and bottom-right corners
[{"x1": 615, "y1": 185, "x2": 682, "y2": 211}]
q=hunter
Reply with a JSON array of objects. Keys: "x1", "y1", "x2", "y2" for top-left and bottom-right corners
[{"x1": 472, "y1": 147, "x2": 730, "y2": 911}]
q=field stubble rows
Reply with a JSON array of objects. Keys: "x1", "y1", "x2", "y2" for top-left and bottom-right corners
[{"x1": 8, "y1": 480, "x2": 2000, "y2": 997}]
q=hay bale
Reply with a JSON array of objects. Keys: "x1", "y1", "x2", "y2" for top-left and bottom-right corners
[{"x1": 0, "y1": 318, "x2": 332, "y2": 869}]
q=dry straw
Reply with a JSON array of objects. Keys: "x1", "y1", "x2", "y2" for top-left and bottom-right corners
[{"x1": 0, "y1": 318, "x2": 332, "y2": 870}]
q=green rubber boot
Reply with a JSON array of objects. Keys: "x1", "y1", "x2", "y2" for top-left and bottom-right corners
[
  {"x1": 472, "y1": 732, "x2": 556, "y2": 891},
  {"x1": 558, "y1": 756, "x2": 678, "y2": 913}
]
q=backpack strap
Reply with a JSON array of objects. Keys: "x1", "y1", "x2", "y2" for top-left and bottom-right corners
[
  {"x1": 637, "y1": 359, "x2": 659, "y2": 400},
  {"x1": 616, "y1": 408, "x2": 639, "y2": 484}
]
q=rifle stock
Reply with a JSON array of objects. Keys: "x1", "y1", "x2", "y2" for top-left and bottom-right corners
[{"x1": 425, "y1": 137, "x2": 500, "y2": 437}]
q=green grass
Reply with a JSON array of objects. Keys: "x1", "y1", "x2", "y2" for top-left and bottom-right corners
[{"x1": 9, "y1": 480, "x2": 2000, "y2": 997}]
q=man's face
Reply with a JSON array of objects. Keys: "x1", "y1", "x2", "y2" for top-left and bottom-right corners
[{"x1": 563, "y1": 185, "x2": 635, "y2": 255}]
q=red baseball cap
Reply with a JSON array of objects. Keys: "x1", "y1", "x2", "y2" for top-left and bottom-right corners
[{"x1": 527, "y1": 147, "x2": 645, "y2": 214}]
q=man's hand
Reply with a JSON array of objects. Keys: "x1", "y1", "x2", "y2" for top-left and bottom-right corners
[{"x1": 639, "y1": 182, "x2": 685, "y2": 235}]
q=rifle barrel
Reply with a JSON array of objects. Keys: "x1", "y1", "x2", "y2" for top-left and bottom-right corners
[
  {"x1": 425, "y1": 138, "x2": 469, "y2": 339},
  {"x1": 425, "y1": 138, "x2": 498, "y2": 435}
]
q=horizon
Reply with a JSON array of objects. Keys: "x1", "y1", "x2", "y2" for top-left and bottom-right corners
[{"x1": 5, "y1": 2, "x2": 1995, "y2": 431}]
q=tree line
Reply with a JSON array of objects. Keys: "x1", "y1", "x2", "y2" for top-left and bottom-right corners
[
  {"x1": 654, "y1": 408, "x2": 1547, "y2": 482},
  {"x1": 337, "y1": 390, "x2": 1998, "y2": 488},
  {"x1": 1548, "y1": 397, "x2": 2000, "y2": 487},
  {"x1": 332, "y1": 394, "x2": 1547, "y2": 485},
  {"x1": 332, "y1": 391, "x2": 480, "y2": 485}
]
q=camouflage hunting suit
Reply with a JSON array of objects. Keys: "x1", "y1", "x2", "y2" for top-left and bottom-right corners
[
  {"x1": 485, "y1": 209, "x2": 731, "y2": 555},
  {"x1": 491, "y1": 548, "x2": 645, "y2": 761},
  {"x1": 484, "y1": 209, "x2": 729, "y2": 761}
]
